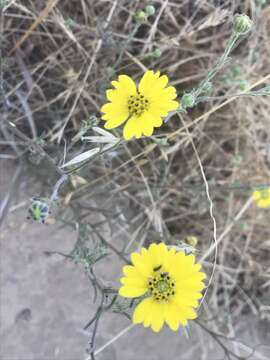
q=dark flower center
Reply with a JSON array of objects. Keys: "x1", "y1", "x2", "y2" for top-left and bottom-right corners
[
  {"x1": 148, "y1": 269, "x2": 176, "y2": 302},
  {"x1": 127, "y1": 93, "x2": 149, "y2": 116}
]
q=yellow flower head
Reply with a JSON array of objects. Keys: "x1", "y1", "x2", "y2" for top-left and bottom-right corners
[
  {"x1": 119, "y1": 243, "x2": 206, "y2": 332},
  {"x1": 252, "y1": 186, "x2": 270, "y2": 209},
  {"x1": 101, "y1": 70, "x2": 178, "y2": 140}
]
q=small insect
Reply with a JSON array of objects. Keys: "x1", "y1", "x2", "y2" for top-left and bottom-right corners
[
  {"x1": 27, "y1": 197, "x2": 50, "y2": 224},
  {"x1": 153, "y1": 265, "x2": 162, "y2": 272}
]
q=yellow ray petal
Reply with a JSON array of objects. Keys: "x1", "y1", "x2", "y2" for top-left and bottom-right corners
[
  {"x1": 130, "y1": 252, "x2": 153, "y2": 277},
  {"x1": 138, "y1": 70, "x2": 160, "y2": 96},
  {"x1": 150, "y1": 301, "x2": 166, "y2": 332},
  {"x1": 156, "y1": 74, "x2": 169, "y2": 89},
  {"x1": 173, "y1": 295, "x2": 199, "y2": 308},
  {"x1": 148, "y1": 243, "x2": 168, "y2": 269},
  {"x1": 123, "y1": 265, "x2": 142, "y2": 278},
  {"x1": 258, "y1": 198, "x2": 270, "y2": 208},
  {"x1": 120, "y1": 276, "x2": 147, "y2": 288},
  {"x1": 103, "y1": 112, "x2": 129, "y2": 129},
  {"x1": 139, "y1": 111, "x2": 163, "y2": 134},
  {"x1": 179, "y1": 306, "x2": 197, "y2": 320},
  {"x1": 119, "y1": 285, "x2": 147, "y2": 298},
  {"x1": 178, "y1": 280, "x2": 205, "y2": 292},
  {"x1": 252, "y1": 190, "x2": 261, "y2": 200},
  {"x1": 123, "y1": 116, "x2": 142, "y2": 140},
  {"x1": 133, "y1": 297, "x2": 152, "y2": 324},
  {"x1": 164, "y1": 302, "x2": 180, "y2": 331},
  {"x1": 141, "y1": 299, "x2": 166, "y2": 332},
  {"x1": 111, "y1": 75, "x2": 137, "y2": 96}
]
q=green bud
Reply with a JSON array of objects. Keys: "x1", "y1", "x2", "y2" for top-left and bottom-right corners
[
  {"x1": 65, "y1": 17, "x2": 76, "y2": 28},
  {"x1": 106, "y1": 66, "x2": 115, "y2": 77},
  {"x1": 231, "y1": 66, "x2": 242, "y2": 77},
  {"x1": 238, "y1": 79, "x2": 249, "y2": 91},
  {"x1": 154, "y1": 138, "x2": 168, "y2": 147},
  {"x1": 136, "y1": 10, "x2": 147, "y2": 22},
  {"x1": 231, "y1": 155, "x2": 243, "y2": 166},
  {"x1": 181, "y1": 93, "x2": 196, "y2": 109},
  {"x1": 233, "y1": 14, "x2": 253, "y2": 35},
  {"x1": 240, "y1": 222, "x2": 249, "y2": 231},
  {"x1": 152, "y1": 48, "x2": 162, "y2": 58},
  {"x1": 145, "y1": 5, "x2": 155, "y2": 16}
]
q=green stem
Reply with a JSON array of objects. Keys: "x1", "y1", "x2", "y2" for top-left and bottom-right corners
[
  {"x1": 114, "y1": 23, "x2": 141, "y2": 69},
  {"x1": 194, "y1": 33, "x2": 240, "y2": 98}
]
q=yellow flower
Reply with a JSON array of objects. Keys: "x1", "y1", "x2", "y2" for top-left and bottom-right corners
[
  {"x1": 119, "y1": 243, "x2": 206, "y2": 332},
  {"x1": 101, "y1": 70, "x2": 178, "y2": 140},
  {"x1": 252, "y1": 186, "x2": 270, "y2": 208}
]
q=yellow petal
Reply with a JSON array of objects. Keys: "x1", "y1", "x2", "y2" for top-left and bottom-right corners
[
  {"x1": 160, "y1": 86, "x2": 177, "y2": 99},
  {"x1": 123, "y1": 265, "x2": 141, "y2": 278},
  {"x1": 139, "y1": 70, "x2": 177, "y2": 105},
  {"x1": 179, "y1": 280, "x2": 205, "y2": 292},
  {"x1": 148, "y1": 243, "x2": 168, "y2": 269},
  {"x1": 103, "y1": 111, "x2": 129, "y2": 129},
  {"x1": 130, "y1": 252, "x2": 153, "y2": 277},
  {"x1": 167, "y1": 302, "x2": 197, "y2": 326},
  {"x1": 156, "y1": 74, "x2": 169, "y2": 88},
  {"x1": 148, "y1": 100, "x2": 178, "y2": 118},
  {"x1": 142, "y1": 123, "x2": 154, "y2": 137},
  {"x1": 106, "y1": 89, "x2": 133, "y2": 103},
  {"x1": 258, "y1": 198, "x2": 270, "y2": 208},
  {"x1": 120, "y1": 276, "x2": 147, "y2": 288},
  {"x1": 140, "y1": 111, "x2": 163, "y2": 136},
  {"x1": 150, "y1": 301, "x2": 166, "y2": 332},
  {"x1": 179, "y1": 306, "x2": 197, "y2": 320},
  {"x1": 133, "y1": 297, "x2": 167, "y2": 332},
  {"x1": 119, "y1": 285, "x2": 147, "y2": 298},
  {"x1": 101, "y1": 102, "x2": 123, "y2": 113},
  {"x1": 139, "y1": 70, "x2": 160, "y2": 95},
  {"x1": 123, "y1": 116, "x2": 142, "y2": 140},
  {"x1": 112, "y1": 75, "x2": 137, "y2": 95},
  {"x1": 144, "y1": 299, "x2": 166, "y2": 332},
  {"x1": 164, "y1": 302, "x2": 180, "y2": 331},
  {"x1": 133, "y1": 297, "x2": 152, "y2": 324},
  {"x1": 252, "y1": 190, "x2": 261, "y2": 201},
  {"x1": 173, "y1": 295, "x2": 199, "y2": 308},
  {"x1": 101, "y1": 75, "x2": 137, "y2": 132},
  {"x1": 162, "y1": 248, "x2": 177, "y2": 272}
]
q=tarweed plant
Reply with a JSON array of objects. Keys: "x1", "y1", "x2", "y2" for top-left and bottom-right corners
[{"x1": 1, "y1": 3, "x2": 270, "y2": 360}]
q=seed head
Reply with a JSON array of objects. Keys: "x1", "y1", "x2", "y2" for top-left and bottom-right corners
[
  {"x1": 152, "y1": 48, "x2": 162, "y2": 58},
  {"x1": 233, "y1": 14, "x2": 253, "y2": 35}
]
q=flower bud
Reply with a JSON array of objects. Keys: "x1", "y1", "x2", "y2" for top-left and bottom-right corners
[
  {"x1": 136, "y1": 10, "x2": 147, "y2": 22},
  {"x1": 185, "y1": 236, "x2": 198, "y2": 248},
  {"x1": 233, "y1": 14, "x2": 252, "y2": 35},
  {"x1": 145, "y1": 5, "x2": 155, "y2": 16},
  {"x1": 152, "y1": 48, "x2": 162, "y2": 58},
  {"x1": 181, "y1": 93, "x2": 196, "y2": 109}
]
